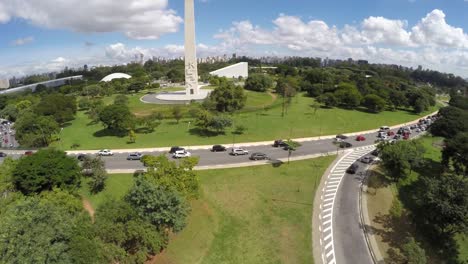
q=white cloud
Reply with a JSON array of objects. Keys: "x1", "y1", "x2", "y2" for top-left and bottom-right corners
[
  {"x1": 0, "y1": 0, "x2": 182, "y2": 39},
  {"x1": 411, "y1": 9, "x2": 468, "y2": 48},
  {"x1": 11, "y1": 36, "x2": 34, "y2": 46}
]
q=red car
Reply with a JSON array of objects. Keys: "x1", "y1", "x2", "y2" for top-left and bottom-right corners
[
  {"x1": 24, "y1": 151, "x2": 33, "y2": 156},
  {"x1": 403, "y1": 133, "x2": 410, "y2": 140},
  {"x1": 355, "y1": 135, "x2": 366, "y2": 141},
  {"x1": 387, "y1": 131, "x2": 395, "y2": 136}
]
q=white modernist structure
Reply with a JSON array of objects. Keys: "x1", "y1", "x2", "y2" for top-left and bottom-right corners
[
  {"x1": 100, "y1": 73, "x2": 132, "y2": 82},
  {"x1": 0, "y1": 76, "x2": 83, "y2": 95},
  {"x1": 0, "y1": 79, "x2": 9, "y2": 89},
  {"x1": 209, "y1": 62, "x2": 249, "y2": 79},
  {"x1": 184, "y1": 0, "x2": 199, "y2": 96}
]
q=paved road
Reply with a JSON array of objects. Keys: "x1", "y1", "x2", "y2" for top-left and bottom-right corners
[{"x1": 333, "y1": 152, "x2": 374, "y2": 264}]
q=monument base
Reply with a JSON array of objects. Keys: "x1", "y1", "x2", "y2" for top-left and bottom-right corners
[{"x1": 140, "y1": 86, "x2": 211, "y2": 105}]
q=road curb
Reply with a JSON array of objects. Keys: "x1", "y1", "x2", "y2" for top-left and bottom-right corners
[{"x1": 360, "y1": 167, "x2": 385, "y2": 264}]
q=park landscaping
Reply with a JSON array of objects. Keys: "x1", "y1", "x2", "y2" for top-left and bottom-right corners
[
  {"x1": 365, "y1": 136, "x2": 467, "y2": 263},
  {"x1": 55, "y1": 92, "x2": 439, "y2": 150},
  {"x1": 80, "y1": 156, "x2": 336, "y2": 264}
]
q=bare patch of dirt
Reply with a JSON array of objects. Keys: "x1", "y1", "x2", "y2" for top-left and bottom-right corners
[{"x1": 82, "y1": 198, "x2": 95, "y2": 222}]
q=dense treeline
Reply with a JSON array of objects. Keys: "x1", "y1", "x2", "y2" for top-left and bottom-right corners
[{"x1": 0, "y1": 149, "x2": 200, "y2": 263}]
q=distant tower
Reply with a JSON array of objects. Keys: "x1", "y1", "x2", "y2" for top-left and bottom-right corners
[{"x1": 184, "y1": 0, "x2": 199, "y2": 96}]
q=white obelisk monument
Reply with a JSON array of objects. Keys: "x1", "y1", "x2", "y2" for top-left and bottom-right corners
[{"x1": 185, "y1": 0, "x2": 199, "y2": 96}]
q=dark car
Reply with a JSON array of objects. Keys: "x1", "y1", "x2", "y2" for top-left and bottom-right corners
[
  {"x1": 0, "y1": 152, "x2": 7, "y2": 157},
  {"x1": 249, "y1": 152, "x2": 269, "y2": 160},
  {"x1": 336, "y1": 134, "x2": 348, "y2": 140},
  {"x1": 370, "y1": 149, "x2": 380, "y2": 156},
  {"x1": 127, "y1": 152, "x2": 143, "y2": 160},
  {"x1": 77, "y1": 153, "x2": 88, "y2": 161},
  {"x1": 273, "y1": 140, "x2": 288, "y2": 147},
  {"x1": 169, "y1": 146, "x2": 184, "y2": 154},
  {"x1": 211, "y1": 145, "x2": 227, "y2": 152},
  {"x1": 338, "y1": 141, "x2": 353, "y2": 148},
  {"x1": 346, "y1": 163, "x2": 359, "y2": 174},
  {"x1": 24, "y1": 151, "x2": 33, "y2": 156},
  {"x1": 1, "y1": 120, "x2": 9, "y2": 125}
]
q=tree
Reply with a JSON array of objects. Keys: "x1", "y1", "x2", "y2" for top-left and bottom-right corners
[
  {"x1": 166, "y1": 68, "x2": 184, "y2": 82},
  {"x1": 389, "y1": 90, "x2": 408, "y2": 109},
  {"x1": 244, "y1": 73, "x2": 273, "y2": 92},
  {"x1": 0, "y1": 104, "x2": 19, "y2": 121},
  {"x1": 35, "y1": 94, "x2": 77, "y2": 124},
  {"x1": 14, "y1": 111, "x2": 60, "y2": 147},
  {"x1": 93, "y1": 200, "x2": 166, "y2": 264},
  {"x1": 363, "y1": 94, "x2": 386, "y2": 113},
  {"x1": 128, "y1": 129, "x2": 136, "y2": 143},
  {"x1": 209, "y1": 115, "x2": 232, "y2": 133},
  {"x1": 442, "y1": 132, "x2": 468, "y2": 175},
  {"x1": 0, "y1": 157, "x2": 18, "y2": 196},
  {"x1": 284, "y1": 140, "x2": 301, "y2": 164},
  {"x1": 0, "y1": 190, "x2": 103, "y2": 264},
  {"x1": 233, "y1": 125, "x2": 247, "y2": 135},
  {"x1": 127, "y1": 81, "x2": 145, "y2": 93},
  {"x1": 78, "y1": 97, "x2": 91, "y2": 110},
  {"x1": 207, "y1": 81, "x2": 247, "y2": 112},
  {"x1": 334, "y1": 85, "x2": 362, "y2": 109},
  {"x1": 12, "y1": 149, "x2": 81, "y2": 194},
  {"x1": 114, "y1": 94, "x2": 129, "y2": 105},
  {"x1": 430, "y1": 106, "x2": 468, "y2": 138},
  {"x1": 317, "y1": 93, "x2": 338, "y2": 108},
  {"x1": 140, "y1": 155, "x2": 200, "y2": 199},
  {"x1": 84, "y1": 84, "x2": 102, "y2": 98},
  {"x1": 81, "y1": 156, "x2": 108, "y2": 194},
  {"x1": 126, "y1": 178, "x2": 190, "y2": 232},
  {"x1": 15, "y1": 100, "x2": 32, "y2": 111},
  {"x1": 98, "y1": 104, "x2": 136, "y2": 132},
  {"x1": 172, "y1": 106, "x2": 183, "y2": 124},
  {"x1": 378, "y1": 141, "x2": 425, "y2": 181},
  {"x1": 400, "y1": 237, "x2": 427, "y2": 264}
]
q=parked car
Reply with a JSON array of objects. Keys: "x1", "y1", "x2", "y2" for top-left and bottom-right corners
[
  {"x1": 346, "y1": 163, "x2": 359, "y2": 174},
  {"x1": 360, "y1": 156, "x2": 374, "y2": 164},
  {"x1": 169, "y1": 146, "x2": 184, "y2": 154},
  {"x1": 387, "y1": 131, "x2": 395, "y2": 136},
  {"x1": 127, "y1": 152, "x2": 142, "y2": 160},
  {"x1": 379, "y1": 126, "x2": 390, "y2": 131},
  {"x1": 230, "y1": 148, "x2": 249, "y2": 156},
  {"x1": 0, "y1": 152, "x2": 7, "y2": 157},
  {"x1": 77, "y1": 153, "x2": 88, "y2": 161},
  {"x1": 403, "y1": 134, "x2": 410, "y2": 140},
  {"x1": 273, "y1": 140, "x2": 288, "y2": 147},
  {"x1": 249, "y1": 152, "x2": 269, "y2": 160},
  {"x1": 356, "y1": 135, "x2": 366, "y2": 141},
  {"x1": 24, "y1": 151, "x2": 33, "y2": 156},
  {"x1": 211, "y1": 145, "x2": 227, "y2": 152},
  {"x1": 370, "y1": 149, "x2": 380, "y2": 156},
  {"x1": 173, "y1": 150, "x2": 191, "y2": 158},
  {"x1": 336, "y1": 134, "x2": 348, "y2": 140},
  {"x1": 97, "y1": 149, "x2": 113, "y2": 156}
]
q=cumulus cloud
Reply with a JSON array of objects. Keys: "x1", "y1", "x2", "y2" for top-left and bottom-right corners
[
  {"x1": 0, "y1": 0, "x2": 182, "y2": 39},
  {"x1": 11, "y1": 36, "x2": 34, "y2": 46}
]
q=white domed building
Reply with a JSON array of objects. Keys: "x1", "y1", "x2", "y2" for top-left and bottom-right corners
[{"x1": 100, "y1": 73, "x2": 132, "y2": 82}]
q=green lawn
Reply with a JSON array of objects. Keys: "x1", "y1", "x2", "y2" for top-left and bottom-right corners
[
  {"x1": 80, "y1": 156, "x2": 336, "y2": 264},
  {"x1": 57, "y1": 93, "x2": 439, "y2": 150}
]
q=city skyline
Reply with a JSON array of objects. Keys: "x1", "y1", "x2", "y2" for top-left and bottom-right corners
[{"x1": 0, "y1": 0, "x2": 468, "y2": 78}]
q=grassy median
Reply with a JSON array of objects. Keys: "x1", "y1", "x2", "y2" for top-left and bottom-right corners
[{"x1": 80, "y1": 156, "x2": 336, "y2": 264}]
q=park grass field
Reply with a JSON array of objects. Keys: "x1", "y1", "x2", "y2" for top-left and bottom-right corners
[
  {"x1": 57, "y1": 92, "x2": 439, "y2": 150},
  {"x1": 80, "y1": 156, "x2": 335, "y2": 264}
]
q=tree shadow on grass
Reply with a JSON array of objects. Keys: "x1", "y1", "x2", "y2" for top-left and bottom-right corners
[
  {"x1": 135, "y1": 127, "x2": 154, "y2": 134},
  {"x1": 188, "y1": 127, "x2": 224, "y2": 138},
  {"x1": 93, "y1": 128, "x2": 126, "y2": 138}
]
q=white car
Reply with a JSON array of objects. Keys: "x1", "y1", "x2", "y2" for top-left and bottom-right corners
[
  {"x1": 230, "y1": 148, "x2": 249, "y2": 156},
  {"x1": 97, "y1": 149, "x2": 113, "y2": 156},
  {"x1": 173, "y1": 150, "x2": 191, "y2": 158}
]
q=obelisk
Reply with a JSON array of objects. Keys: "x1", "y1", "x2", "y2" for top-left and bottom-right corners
[{"x1": 184, "y1": 0, "x2": 199, "y2": 96}]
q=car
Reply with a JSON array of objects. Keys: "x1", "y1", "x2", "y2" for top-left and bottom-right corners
[
  {"x1": 360, "y1": 156, "x2": 374, "y2": 164},
  {"x1": 77, "y1": 153, "x2": 88, "y2": 161},
  {"x1": 173, "y1": 150, "x2": 191, "y2": 158},
  {"x1": 211, "y1": 145, "x2": 227, "y2": 152},
  {"x1": 346, "y1": 163, "x2": 359, "y2": 174},
  {"x1": 0, "y1": 152, "x2": 7, "y2": 157},
  {"x1": 394, "y1": 134, "x2": 401, "y2": 140},
  {"x1": 249, "y1": 152, "x2": 269, "y2": 160},
  {"x1": 169, "y1": 146, "x2": 184, "y2": 154},
  {"x1": 336, "y1": 134, "x2": 348, "y2": 140},
  {"x1": 24, "y1": 151, "x2": 33, "y2": 156},
  {"x1": 356, "y1": 135, "x2": 366, "y2": 141},
  {"x1": 1, "y1": 120, "x2": 9, "y2": 125},
  {"x1": 387, "y1": 131, "x2": 395, "y2": 136},
  {"x1": 273, "y1": 140, "x2": 288, "y2": 147},
  {"x1": 370, "y1": 149, "x2": 380, "y2": 156},
  {"x1": 338, "y1": 141, "x2": 353, "y2": 148},
  {"x1": 97, "y1": 149, "x2": 113, "y2": 156},
  {"x1": 403, "y1": 134, "x2": 410, "y2": 140},
  {"x1": 379, "y1": 126, "x2": 390, "y2": 131},
  {"x1": 127, "y1": 152, "x2": 143, "y2": 160},
  {"x1": 230, "y1": 148, "x2": 249, "y2": 156}
]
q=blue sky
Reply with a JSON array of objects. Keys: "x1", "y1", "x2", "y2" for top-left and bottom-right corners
[{"x1": 0, "y1": 0, "x2": 467, "y2": 78}]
